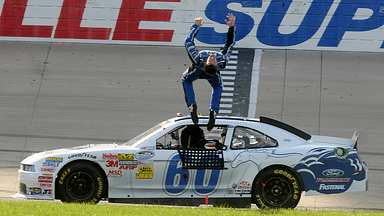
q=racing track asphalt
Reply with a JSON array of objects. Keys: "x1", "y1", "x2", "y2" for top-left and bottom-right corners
[{"x1": 1, "y1": 41, "x2": 384, "y2": 211}]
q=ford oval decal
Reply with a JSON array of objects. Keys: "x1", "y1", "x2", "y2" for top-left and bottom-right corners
[{"x1": 322, "y1": 169, "x2": 344, "y2": 177}]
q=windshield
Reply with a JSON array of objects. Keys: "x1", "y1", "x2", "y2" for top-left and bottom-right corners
[{"x1": 124, "y1": 120, "x2": 172, "y2": 146}]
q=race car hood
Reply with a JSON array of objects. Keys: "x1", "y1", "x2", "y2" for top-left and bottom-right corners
[{"x1": 21, "y1": 143, "x2": 131, "y2": 164}]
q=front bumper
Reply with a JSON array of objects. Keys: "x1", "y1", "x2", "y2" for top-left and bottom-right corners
[{"x1": 13, "y1": 169, "x2": 54, "y2": 200}]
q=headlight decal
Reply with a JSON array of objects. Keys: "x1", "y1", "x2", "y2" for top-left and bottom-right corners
[{"x1": 21, "y1": 164, "x2": 35, "y2": 172}]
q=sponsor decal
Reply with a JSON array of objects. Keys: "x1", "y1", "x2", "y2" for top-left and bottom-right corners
[
  {"x1": 234, "y1": 181, "x2": 251, "y2": 194},
  {"x1": 0, "y1": 0, "x2": 384, "y2": 51},
  {"x1": 317, "y1": 178, "x2": 350, "y2": 182},
  {"x1": 294, "y1": 147, "x2": 366, "y2": 194},
  {"x1": 135, "y1": 151, "x2": 155, "y2": 160},
  {"x1": 322, "y1": 169, "x2": 344, "y2": 177},
  {"x1": 40, "y1": 183, "x2": 52, "y2": 188},
  {"x1": 26, "y1": 187, "x2": 52, "y2": 195},
  {"x1": 118, "y1": 154, "x2": 134, "y2": 161},
  {"x1": 237, "y1": 181, "x2": 251, "y2": 190},
  {"x1": 140, "y1": 146, "x2": 155, "y2": 151},
  {"x1": 68, "y1": 153, "x2": 96, "y2": 159},
  {"x1": 138, "y1": 161, "x2": 154, "y2": 166},
  {"x1": 46, "y1": 157, "x2": 63, "y2": 162},
  {"x1": 41, "y1": 168, "x2": 55, "y2": 172},
  {"x1": 103, "y1": 153, "x2": 118, "y2": 160},
  {"x1": 334, "y1": 147, "x2": 349, "y2": 159},
  {"x1": 119, "y1": 165, "x2": 137, "y2": 170},
  {"x1": 42, "y1": 157, "x2": 63, "y2": 167},
  {"x1": 135, "y1": 166, "x2": 154, "y2": 179},
  {"x1": 319, "y1": 184, "x2": 346, "y2": 190},
  {"x1": 106, "y1": 160, "x2": 138, "y2": 170},
  {"x1": 106, "y1": 160, "x2": 118, "y2": 168},
  {"x1": 119, "y1": 160, "x2": 138, "y2": 166},
  {"x1": 38, "y1": 176, "x2": 53, "y2": 183},
  {"x1": 107, "y1": 170, "x2": 122, "y2": 178}
]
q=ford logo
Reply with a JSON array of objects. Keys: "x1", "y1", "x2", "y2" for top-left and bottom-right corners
[{"x1": 322, "y1": 169, "x2": 344, "y2": 177}]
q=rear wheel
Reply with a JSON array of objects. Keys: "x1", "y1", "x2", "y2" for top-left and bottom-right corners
[
  {"x1": 56, "y1": 161, "x2": 107, "y2": 204},
  {"x1": 253, "y1": 167, "x2": 301, "y2": 209}
]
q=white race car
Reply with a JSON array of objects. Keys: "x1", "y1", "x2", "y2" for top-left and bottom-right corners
[{"x1": 14, "y1": 116, "x2": 368, "y2": 209}]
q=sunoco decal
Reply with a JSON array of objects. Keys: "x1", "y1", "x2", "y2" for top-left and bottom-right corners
[{"x1": 135, "y1": 151, "x2": 155, "y2": 160}]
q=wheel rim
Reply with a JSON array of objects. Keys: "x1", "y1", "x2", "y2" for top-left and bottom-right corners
[
  {"x1": 66, "y1": 171, "x2": 95, "y2": 200},
  {"x1": 262, "y1": 177, "x2": 292, "y2": 206}
]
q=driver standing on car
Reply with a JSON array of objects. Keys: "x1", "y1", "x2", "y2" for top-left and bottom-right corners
[{"x1": 182, "y1": 13, "x2": 236, "y2": 131}]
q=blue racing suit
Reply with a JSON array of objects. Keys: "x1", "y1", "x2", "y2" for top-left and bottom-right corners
[{"x1": 182, "y1": 24, "x2": 236, "y2": 113}]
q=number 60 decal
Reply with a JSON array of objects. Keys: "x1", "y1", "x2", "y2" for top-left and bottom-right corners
[{"x1": 164, "y1": 154, "x2": 221, "y2": 195}]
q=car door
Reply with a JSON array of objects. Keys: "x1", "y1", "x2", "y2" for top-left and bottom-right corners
[
  {"x1": 224, "y1": 126, "x2": 279, "y2": 195},
  {"x1": 132, "y1": 124, "x2": 233, "y2": 198}
]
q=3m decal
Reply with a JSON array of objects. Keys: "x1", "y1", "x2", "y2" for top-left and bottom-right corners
[{"x1": 106, "y1": 160, "x2": 118, "y2": 168}]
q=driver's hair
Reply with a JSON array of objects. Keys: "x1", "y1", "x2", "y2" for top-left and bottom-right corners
[{"x1": 204, "y1": 64, "x2": 218, "y2": 76}]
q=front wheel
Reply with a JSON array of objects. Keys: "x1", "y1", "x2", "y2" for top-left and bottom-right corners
[
  {"x1": 253, "y1": 167, "x2": 301, "y2": 209},
  {"x1": 56, "y1": 161, "x2": 107, "y2": 204}
]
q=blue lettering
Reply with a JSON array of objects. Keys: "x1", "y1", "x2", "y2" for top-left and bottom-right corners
[
  {"x1": 197, "y1": 0, "x2": 262, "y2": 44},
  {"x1": 164, "y1": 154, "x2": 221, "y2": 195},
  {"x1": 164, "y1": 155, "x2": 189, "y2": 194},
  {"x1": 318, "y1": 0, "x2": 384, "y2": 47},
  {"x1": 194, "y1": 169, "x2": 221, "y2": 194},
  {"x1": 257, "y1": 0, "x2": 333, "y2": 46}
]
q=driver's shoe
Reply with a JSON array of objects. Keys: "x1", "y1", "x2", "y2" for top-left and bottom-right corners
[
  {"x1": 189, "y1": 104, "x2": 198, "y2": 125},
  {"x1": 207, "y1": 110, "x2": 217, "y2": 131}
]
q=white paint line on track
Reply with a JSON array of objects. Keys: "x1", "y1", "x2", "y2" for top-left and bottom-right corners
[
  {"x1": 221, "y1": 92, "x2": 234, "y2": 97},
  {"x1": 220, "y1": 104, "x2": 232, "y2": 108},
  {"x1": 218, "y1": 109, "x2": 232, "y2": 114},
  {"x1": 220, "y1": 98, "x2": 233, "y2": 102},
  {"x1": 223, "y1": 87, "x2": 234, "y2": 91},
  {"x1": 221, "y1": 71, "x2": 236, "y2": 75},
  {"x1": 223, "y1": 82, "x2": 234, "y2": 86},
  {"x1": 222, "y1": 76, "x2": 235, "y2": 80},
  {"x1": 248, "y1": 49, "x2": 263, "y2": 118},
  {"x1": 225, "y1": 65, "x2": 237, "y2": 70}
]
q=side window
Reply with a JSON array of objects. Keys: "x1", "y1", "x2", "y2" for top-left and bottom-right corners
[
  {"x1": 156, "y1": 126, "x2": 228, "y2": 150},
  {"x1": 231, "y1": 127, "x2": 278, "y2": 150},
  {"x1": 156, "y1": 127, "x2": 182, "y2": 149}
]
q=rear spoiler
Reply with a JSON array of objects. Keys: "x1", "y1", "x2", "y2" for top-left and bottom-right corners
[
  {"x1": 310, "y1": 131, "x2": 360, "y2": 149},
  {"x1": 352, "y1": 131, "x2": 360, "y2": 149}
]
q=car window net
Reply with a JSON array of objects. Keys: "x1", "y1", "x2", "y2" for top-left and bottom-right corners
[{"x1": 177, "y1": 148, "x2": 226, "y2": 170}]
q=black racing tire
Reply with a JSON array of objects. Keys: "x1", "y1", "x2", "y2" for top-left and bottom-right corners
[
  {"x1": 253, "y1": 167, "x2": 301, "y2": 209},
  {"x1": 56, "y1": 161, "x2": 107, "y2": 204}
]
